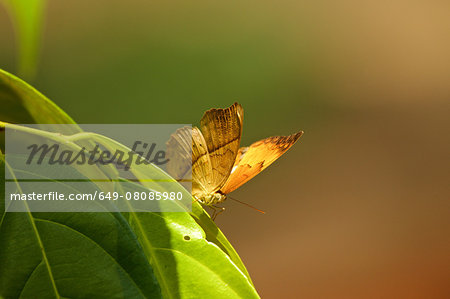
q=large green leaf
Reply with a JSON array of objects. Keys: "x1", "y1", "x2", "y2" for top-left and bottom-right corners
[
  {"x1": 0, "y1": 69, "x2": 259, "y2": 298},
  {"x1": 1, "y1": 127, "x2": 259, "y2": 298}
]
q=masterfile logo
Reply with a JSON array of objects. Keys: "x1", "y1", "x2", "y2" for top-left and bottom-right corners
[{"x1": 4, "y1": 124, "x2": 192, "y2": 212}]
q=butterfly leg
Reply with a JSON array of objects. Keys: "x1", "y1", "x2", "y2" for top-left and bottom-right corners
[
  {"x1": 206, "y1": 205, "x2": 218, "y2": 220},
  {"x1": 211, "y1": 205, "x2": 226, "y2": 220}
]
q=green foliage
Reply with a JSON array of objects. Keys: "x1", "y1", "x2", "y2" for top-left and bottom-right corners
[
  {"x1": 1, "y1": 168, "x2": 162, "y2": 298},
  {"x1": 0, "y1": 68, "x2": 259, "y2": 298},
  {"x1": 0, "y1": 68, "x2": 76, "y2": 126}
]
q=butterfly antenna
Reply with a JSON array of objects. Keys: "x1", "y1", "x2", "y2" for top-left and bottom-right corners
[{"x1": 228, "y1": 196, "x2": 266, "y2": 214}]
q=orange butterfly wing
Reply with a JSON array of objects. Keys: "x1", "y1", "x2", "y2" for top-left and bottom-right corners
[{"x1": 220, "y1": 131, "x2": 303, "y2": 194}]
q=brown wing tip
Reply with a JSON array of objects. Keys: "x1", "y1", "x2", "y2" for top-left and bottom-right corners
[
  {"x1": 255, "y1": 130, "x2": 303, "y2": 151},
  {"x1": 277, "y1": 130, "x2": 304, "y2": 144},
  {"x1": 280, "y1": 130, "x2": 304, "y2": 148},
  {"x1": 293, "y1": 130, "x2": 304, "y2": 140}
]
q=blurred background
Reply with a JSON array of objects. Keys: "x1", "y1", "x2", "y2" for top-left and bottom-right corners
[{"x1": 1, "y1": 0, "x2": 449, "y2": 297}]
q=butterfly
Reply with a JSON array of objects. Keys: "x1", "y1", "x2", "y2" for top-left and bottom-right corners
[{"x1": 167, "y1": 102, "x2": 303, "y2": 218}]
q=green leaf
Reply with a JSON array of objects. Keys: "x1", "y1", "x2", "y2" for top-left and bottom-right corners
[
  {"x1": 0, "y1": 68, "x2": 76, "y2": 126},
  {"x1": 0, "y1": 70, "x2": 259, "y2": 298},
  {"x1": 1, "y1": 0, "x2": 46, "y2": 79},
  {"x1": 1, "y1": 129, "x2": 259, "y2": 298}
]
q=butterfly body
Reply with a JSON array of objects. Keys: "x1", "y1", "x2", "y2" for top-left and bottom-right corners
[
  {"x1": 196, "y1": 192, "x2": 227, "y2": 205},
  {"x1": 167, "y1": 103, "x2": 303, "y2": 218}
]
